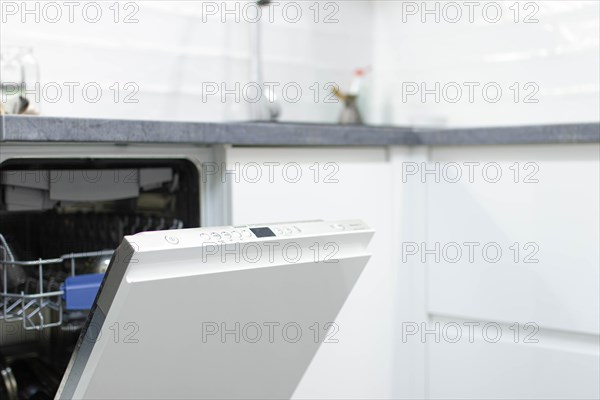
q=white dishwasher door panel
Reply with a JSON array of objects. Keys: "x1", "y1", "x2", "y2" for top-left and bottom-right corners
[{"x1": 56, "y1": 220, "x2": 373, "y2": 400}]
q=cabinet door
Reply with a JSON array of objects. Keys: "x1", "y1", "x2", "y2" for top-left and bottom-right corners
[
  {"x1": 225, "y1": 147, "x2": 397, "y2": 398},
  {"x1": 425, "y1": 144, "x2": 599, "y2": 399},
  {"x1": 57, "y1": 220, "x2": 373, "y2": 400}
]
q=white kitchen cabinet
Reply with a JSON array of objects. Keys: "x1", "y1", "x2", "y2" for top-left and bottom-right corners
[
  {"x1": 227, "y1": 144, "x2": 600, "y2": 399},
  {"x1": 424, "y1": 144, "x2": 600, "y2": 399},
  {"x1": 427, "y1": 144, "x2": 599, "y2": 334},
  {"x1": 1, "y1": 138, "x2": 597, "y2": 399},
  {"x1": 225, "y1": 146, "x2": 397, "y2": 399},
  {"x1": 428, "y1": 316, "x2": 600, "y2": 399}
]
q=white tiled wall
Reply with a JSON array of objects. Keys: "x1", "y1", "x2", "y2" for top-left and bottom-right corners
[{"x1": 1, "y1": 1, "x2": 598, "y2": 127}]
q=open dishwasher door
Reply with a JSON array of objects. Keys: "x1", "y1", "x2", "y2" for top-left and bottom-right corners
[{"x1": 56, "y1": 220, "x2": 373, "y2": 400}]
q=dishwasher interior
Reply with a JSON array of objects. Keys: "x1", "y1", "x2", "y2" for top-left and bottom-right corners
[{"x1": 0, "y1": 158, "x2": 200, "y2": 399}]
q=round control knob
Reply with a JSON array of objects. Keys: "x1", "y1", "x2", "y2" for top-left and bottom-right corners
[
  {"x1": 284, "y1": 227, "x2": 293, "y2": 235},
  {"x1": 164, "y1": 235, "x2": 179, "y2": 245},
  {"x1": 210, "y1": 232, "x2": 222, "y2": 241},
  {"x1": 241, "y1": 229, "x2": 252, "y2": 238}
]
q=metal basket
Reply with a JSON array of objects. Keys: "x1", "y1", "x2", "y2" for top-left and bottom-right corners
[{"x1": 0, "y1": 233, "x2": 113, "y2": 331}]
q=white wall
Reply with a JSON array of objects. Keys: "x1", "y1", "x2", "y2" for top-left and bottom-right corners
[
  {"x1": 2, "y1": 1, "x2": 598, "y2": 127},
  {"x1": 1, "y1": 1, "x2": 373, "y2": 123},
  {"x1": 369, "y1": 0, "x2": 600, "y2": 127}
]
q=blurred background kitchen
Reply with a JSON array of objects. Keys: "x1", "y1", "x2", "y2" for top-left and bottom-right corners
[
  {"x1": 1, "y1": 0, "x2": 598, "y2": 127},
  {"x1": 1, "y1": 2, "x2": 600, "y2": 400}
]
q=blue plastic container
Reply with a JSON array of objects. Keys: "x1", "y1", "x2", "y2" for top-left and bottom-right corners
[{"x1": 61, "y1": 273, "x2": 105, "y2": 310}]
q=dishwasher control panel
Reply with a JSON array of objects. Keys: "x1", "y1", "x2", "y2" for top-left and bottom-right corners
[{"x1": 140, "y1": 219, "x2": 370, "y2": 251}]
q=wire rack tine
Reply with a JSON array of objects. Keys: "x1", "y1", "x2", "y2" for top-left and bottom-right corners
[{"x1": 1, "y1": 232, "x2": 114, "y2": 330}]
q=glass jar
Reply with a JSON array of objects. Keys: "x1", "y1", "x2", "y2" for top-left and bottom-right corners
[{"x1": 0, "y1": 46, "x2": 40, "y2": 114}]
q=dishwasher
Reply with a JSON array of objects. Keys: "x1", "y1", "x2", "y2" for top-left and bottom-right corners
[{"x1": 0, "y1": 152, "x2": 373, "y2": 399}]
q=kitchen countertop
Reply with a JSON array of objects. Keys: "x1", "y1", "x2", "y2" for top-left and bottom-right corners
[{"x1": 1, "y1": 115, "x2": 598, "y2": 146}]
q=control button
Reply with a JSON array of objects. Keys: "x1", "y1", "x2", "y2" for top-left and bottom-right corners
[
  {"x1": 274, "y1": 228, "x2": 284, "y2": 235},
  {"x1": 331, "y1": 224, "x2": 346, "y2": 231},
  {"x1": 349, "y1": 223, "x2": 366, "y2": 230},
  {"x1": 199, "y1": 233, "x2": 211, "y2": 241},
  {"x1": 164, "y1": 235, "x2": 179, "y2": 245},
  {"x1": 221, "y1": 232, "x2": 232, "y2": 242},
  {"x1": 284, "y1": 227, "x2": 293, "y2": 235},
  {"x1": 241, "y1": 229, "x2": 252, "y2": 238},
  {"x1": 210, "y1": 232, "x2": 222, "y2": 241},
  {"x1": 231, "y1": 231, "x2": 242, "y2": 240}
]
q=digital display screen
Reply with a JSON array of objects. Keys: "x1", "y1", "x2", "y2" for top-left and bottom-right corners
[{"x1": 250, "y1": 227, "x2": 276, "y2": 238}]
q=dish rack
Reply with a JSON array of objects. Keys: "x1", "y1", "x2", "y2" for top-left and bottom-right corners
[{"x1": 0, "y1": 233, "x2": 114, "y2": 331}]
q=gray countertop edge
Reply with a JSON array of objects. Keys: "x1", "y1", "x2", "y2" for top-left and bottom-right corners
[{"x1": 1, "y1": 115, "x2": 599, "y2": 146}]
